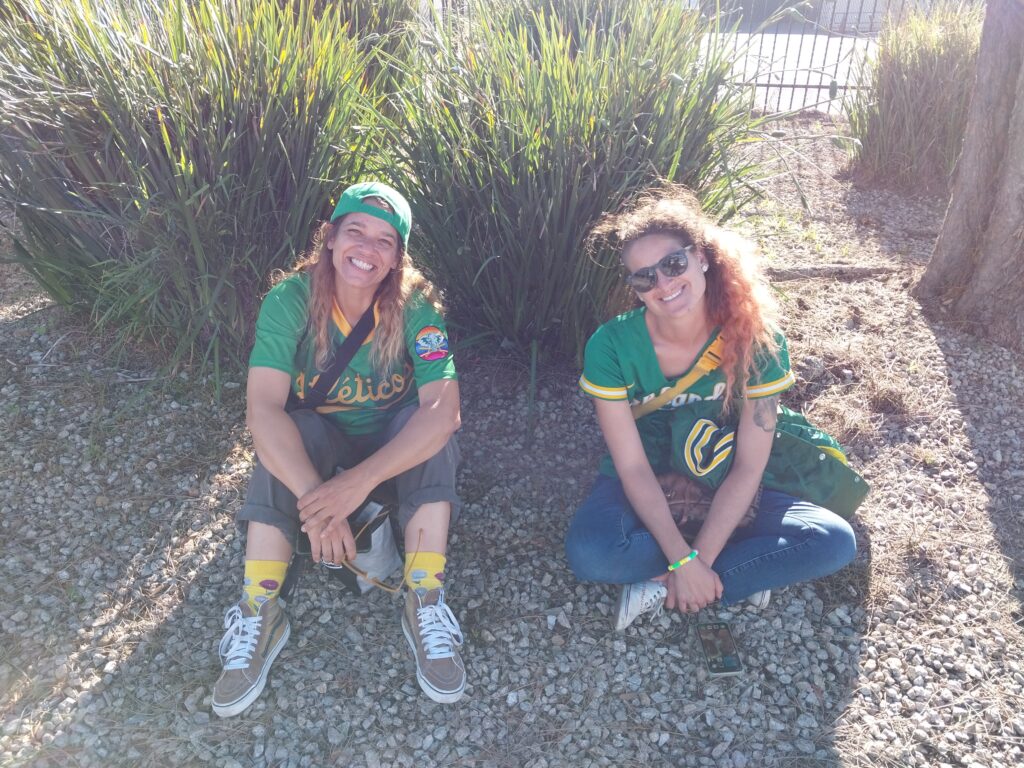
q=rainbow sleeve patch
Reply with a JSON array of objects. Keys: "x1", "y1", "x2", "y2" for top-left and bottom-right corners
[{"x1": 414, "y1": 325, "x2": 449, "y2": 361}]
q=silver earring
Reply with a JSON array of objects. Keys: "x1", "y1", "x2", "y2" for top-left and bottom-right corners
[{"x1": 702, "y1": 263, "x2": 709, "y2": 273}]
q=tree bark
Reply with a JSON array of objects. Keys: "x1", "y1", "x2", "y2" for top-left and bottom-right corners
[{"x1": 915, "y1": 0, "x2": 1024, "y2": 352}]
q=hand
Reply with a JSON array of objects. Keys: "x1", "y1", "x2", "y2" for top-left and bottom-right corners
[
  {"x1": 297, "y1": 469, "x2": 374, "y2": 544},
  {"x1": 664, "y1": 558, "x2": 722, "y2": 613},
  {"x1": 308, "y1": 517, "x2": 357, "y2": 566}
]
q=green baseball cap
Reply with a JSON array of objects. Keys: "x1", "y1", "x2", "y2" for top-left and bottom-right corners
[{"x1": 330, "y1": 181, "x2": 412, "y2": 247}]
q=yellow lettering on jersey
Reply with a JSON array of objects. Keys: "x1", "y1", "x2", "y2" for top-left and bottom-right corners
[
  {"x1": 631, "y1": 382, "x2": 727, "y2": 410},
  {"x1": 325, "y1": 372, "x2": 408, "y2": 407}
]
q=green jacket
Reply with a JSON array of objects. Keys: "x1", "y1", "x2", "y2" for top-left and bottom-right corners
[{"x1": 669, "y1": 401, "x2": 869, "y2": 519}]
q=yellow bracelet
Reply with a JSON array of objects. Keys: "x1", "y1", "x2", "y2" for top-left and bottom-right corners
[{"x1": 667, "y1": 550, "x2": 699, "y2": 572}]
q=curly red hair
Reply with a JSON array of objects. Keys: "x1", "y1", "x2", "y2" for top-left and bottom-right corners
[{"x1": 589, "y1": 184, "x2": 779, "y2": 411}]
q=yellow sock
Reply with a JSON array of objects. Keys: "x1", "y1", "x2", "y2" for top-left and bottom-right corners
[
  {"x1": 404, "y1": 552, "x2": 447, "y2": 593},
  {"x1": 242, "y1": 560, "x2": 288, "y2": 612}
]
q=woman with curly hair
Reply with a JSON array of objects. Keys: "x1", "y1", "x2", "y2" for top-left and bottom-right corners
[
  {"x1": 565, "y1": 185, "x2": 856, "y2": 630},
  {"x1": 213, "y1": 182, "x2": 465, "y2": 716}
]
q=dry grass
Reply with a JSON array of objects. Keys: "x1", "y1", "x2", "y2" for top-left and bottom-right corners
[{"x1": 737, "y1": 116, "x2": 1024, "y2": 768}]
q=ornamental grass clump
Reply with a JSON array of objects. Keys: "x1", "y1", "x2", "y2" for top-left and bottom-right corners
[
  {"x1": 319, "y1": 0, "x2": 419, "y2": 113},
  {"x1": 844, "y1": 1, "x2": 983, "y2": 195},
  {"x1": 0, "y1": 0, "x2": 385, "y2": 376},
  {"x1": 392, "y1": 0, "x2": 762, "y2": 363}
]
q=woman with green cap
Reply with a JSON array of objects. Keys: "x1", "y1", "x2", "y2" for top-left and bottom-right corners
[{"x1": 212, "y1": 182, "x2": 465, "y2": 716}]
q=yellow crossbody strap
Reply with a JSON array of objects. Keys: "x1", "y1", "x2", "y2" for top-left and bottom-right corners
[{"x1": 630, "y1": 336, "x2": 724, "y2": 420}]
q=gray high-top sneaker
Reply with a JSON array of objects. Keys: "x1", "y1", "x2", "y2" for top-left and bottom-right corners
[
  {"x1": 212, "y1": 599, "x2": 290, "y2": 717},
  {"x1": 402, "y1": 588, "x2": 466, "y2": 703}
]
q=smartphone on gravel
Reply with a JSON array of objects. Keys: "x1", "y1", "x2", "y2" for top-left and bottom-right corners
[{"x1": 697, "y1": 621, "x2": 743, "y2": 676}]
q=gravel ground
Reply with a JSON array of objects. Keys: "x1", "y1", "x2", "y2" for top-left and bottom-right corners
[{"x1": 2, "y1": 116, "x2": 1023, "y2": 768}]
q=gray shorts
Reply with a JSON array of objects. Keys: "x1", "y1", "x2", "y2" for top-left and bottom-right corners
[{"x1": 237, "y1": 404, "x2": 461, "y2": 546}]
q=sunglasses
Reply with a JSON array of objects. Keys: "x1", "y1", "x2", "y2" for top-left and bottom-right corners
[{"x1": 623, "y1": 245, "x2": 695, "y2": 293}]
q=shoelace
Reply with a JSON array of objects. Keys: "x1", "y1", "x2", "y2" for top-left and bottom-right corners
[
  {"x1": 416, "y1": 594, "x2": 464, "y2": 660},
  {"x1": 218, "y1": 605, "x2": 262, "y2": 671},
  {"x1": 641, "y1": 584, "x2": 666, "y2": 620}
]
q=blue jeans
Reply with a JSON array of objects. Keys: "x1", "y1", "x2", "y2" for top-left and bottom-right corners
[{"x1": 565, "y1": 474, "x2": 856, "y2": 605}]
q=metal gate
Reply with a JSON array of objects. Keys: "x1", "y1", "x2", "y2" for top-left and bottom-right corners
[
  {"x1": 716, "y1": 0, "x2": 935, "y2": 114},
  {"x1": 438, "y1": 0, "x2": 947, "y2": 115}
]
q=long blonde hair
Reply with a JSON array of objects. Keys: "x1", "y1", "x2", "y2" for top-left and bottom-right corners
[
  {"x1": 280, "y1": 219, "x2": 443, "y2": 375},
  {"x1": 589, "y1": 185, "x2": 779, "y2": 406}
]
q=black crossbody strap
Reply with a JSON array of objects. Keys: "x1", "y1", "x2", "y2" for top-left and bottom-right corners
[{"x1": 301, "y1": 304, "x2": 375, "y2": 409}]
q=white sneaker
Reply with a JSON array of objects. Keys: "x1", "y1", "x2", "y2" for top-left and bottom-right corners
[
  {"x1": 614, "y1": 581, "x2": 668, "y2": 631},
  {"x1": 746, "y1": 589, "x2": 771, "y2": 609}
]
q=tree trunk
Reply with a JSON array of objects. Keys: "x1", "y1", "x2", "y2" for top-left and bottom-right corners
[{"x1": 915, "y1": 0, "x2": 1024, "y2": 353}]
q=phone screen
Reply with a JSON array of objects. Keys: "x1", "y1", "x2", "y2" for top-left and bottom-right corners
[{"x1": 697, "y1": 622, "x2": 743, "y2": 676}]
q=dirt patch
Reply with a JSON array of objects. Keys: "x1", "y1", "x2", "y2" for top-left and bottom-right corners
[{"x1": 0, "y1": 210, "x2": 51, "y2": 324}]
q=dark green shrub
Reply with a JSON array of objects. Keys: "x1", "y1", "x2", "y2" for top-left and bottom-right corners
[
  {"x1": 392, "y1": 0, "x2": 763, "y2": 362},
  {"x1": 0, "y1": 0, "x2": 384, "y2": 375}
]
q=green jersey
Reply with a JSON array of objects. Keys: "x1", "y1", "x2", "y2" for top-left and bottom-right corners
[
  {"x1": 249, "y1": 273, "x2": 457, "y2": 435},
  {"x1": 579, "y1": 306, "x2": 795, "y2": 475}
]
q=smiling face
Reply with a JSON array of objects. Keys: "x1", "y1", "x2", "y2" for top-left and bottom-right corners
[
  {"x1": 621, "y1": 232, "x2": 708, "y2": 321},
  {"x1": 327, "y1": 208, "x2": 401, "y2": 293}
]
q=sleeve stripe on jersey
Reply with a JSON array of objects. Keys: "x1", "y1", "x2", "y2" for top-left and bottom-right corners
[
  {"x1": 747, "y1": 370, "x2": 796, "y2": 398},
  {"x1": 579, "y1": 375, "x2": 629, "y2": 400}
]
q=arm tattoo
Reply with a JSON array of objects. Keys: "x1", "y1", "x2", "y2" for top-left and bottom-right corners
[{"x1": 752, "y1": 395, "x2": 779, "y2": 433}]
